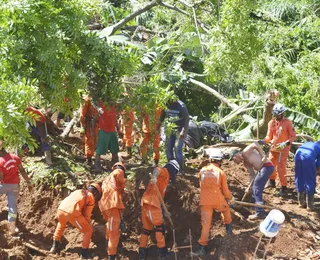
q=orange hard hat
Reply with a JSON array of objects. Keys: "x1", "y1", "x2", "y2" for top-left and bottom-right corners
[{"x1": 112, "y1": 162, "x2": 126, "y2": 172}]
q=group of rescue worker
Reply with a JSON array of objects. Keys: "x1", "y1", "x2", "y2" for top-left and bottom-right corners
[{"x1": 1, "y1": 98, "x2": 320, "y2": 259}]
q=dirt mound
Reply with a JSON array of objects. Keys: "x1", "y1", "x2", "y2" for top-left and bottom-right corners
[{"x1": 1, "y1": 159, "x2": 320, "y2": 259}]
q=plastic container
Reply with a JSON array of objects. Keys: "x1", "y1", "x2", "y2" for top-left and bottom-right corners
[{"x1": 259, "y1": 209, "x2": 285, "y2": 238}]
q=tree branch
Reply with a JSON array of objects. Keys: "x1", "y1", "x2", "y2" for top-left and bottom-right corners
[
  {"x1": 160, "y1": 2, "x2": 190, "y2": 16},
  {"x1": 109, "y1": 0, "x2": 160, "y2": 36}
]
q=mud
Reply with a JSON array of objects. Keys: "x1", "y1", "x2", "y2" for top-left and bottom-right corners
[{"x1": 1, "y1": 150, "x2": 320, "y2": 260}]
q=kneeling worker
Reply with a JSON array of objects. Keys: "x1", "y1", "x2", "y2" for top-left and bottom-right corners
[
  {"x1": 193, "y1": 149, "x2": 234, "y2": 257},
  {"x1": 50, "y1": 183, "x2": 102, "y2": 259}
]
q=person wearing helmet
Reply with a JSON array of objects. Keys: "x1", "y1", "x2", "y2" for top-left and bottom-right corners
[
  {"x1": 258, "y1": 103, "x2": 296, "y2": 196},
  {"x1": 80, "y1": 94, "x2": 99, "y2": 166},
  {"x1": 50, "y1": 183, "x2": 102, "y2": 259},
  {"x1": 229, "y1": 142, "x2": 274, "y2": 220},
  {"x1": 192, "y1": 149, "x2": 234, "y2": 257},
  {"x1": 98, "y1": 162, "x2": 127, "y2": 260},
  {"x1": 138, "y1": 160, "x2": 180, "y2": 260},
  {"x1": 0, "y1": 139, "x2": 33, "y2": 235}
]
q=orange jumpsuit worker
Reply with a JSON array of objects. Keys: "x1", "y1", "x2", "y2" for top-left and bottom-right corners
[
  {"x1": 140, "y1": 106, "x2": 162, "y2": 166},
  {"x1": 120, "y1": 110, "x2": 135, "y2": 158},
  {"x1": 80, "y1": 95, "x2": 99, "y2": 165},
  {"x1": 259, "y1": 103, "x2": 296, "y2": 196},
  {"x1": 98, "y1": 162, "x2": 127, "y2": 260},
  {"x1": 50, "y1": 183, "x2": 102, "y2": 259},
  {"x1": 193, "y1": 149, "x2": 234, "y2": 257},
  {"x1": 138, "y1": 160, "x2": 180, "y2": 260}
]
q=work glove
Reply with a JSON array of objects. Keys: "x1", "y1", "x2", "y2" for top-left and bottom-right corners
[
  {"x1": 151, "y1": 168, "x2": 159, "y2": 184},
  {"x1": 258, "y1": 139, "x2": 265, "y2": 145},
  {"x1": 120, "y1": 219, "x2": 127, "y2": 233},
  {"x1": 80, "y1": 127, "x2": 85, "y2": 135},
  {"x1": 228, "y1": 196, "x2": 236, "y2": 207},
  {"x1": 276, "y1": 142, "x2": 287, "y2": 151}
]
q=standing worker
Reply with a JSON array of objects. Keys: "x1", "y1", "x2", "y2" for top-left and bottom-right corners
[
  {"x1": 0, "y1": 139, "x2": 33, "y2": 235},
  {"x1": 138, "y1": 160, "x2": 180, "y2": 260},
  {"x1": 94, "y1": 101, "x2": 123, "y2": 173},
  {"x1": 98, "y1": 162, "x2": 127, "y2": 260},
  {"x1": 50, "y1": 183, "x2": 102, "y2": 259},
  {"x1": 80, "y1": 95, "x2": 99, "y2": 166},
  {"x1": 120, "y1": 109, "x2": 135, "y2": 159},
  {"x1": 159, "y1": 99, "x2": 189, "y2": 172},
  {"x1": 294, "y1": 141, "x2": 320, "y2": 210},
  {"x1": 258, "y1": 103, "x2": 296, "y2": 196},
  {"x1": 229, "y1": 142, "x2": 274, "y2": 220},
  {"x1": 26, "y1": 106, "x2": 53, "y2": 165},
  {"x1": 140, "y1": 106, "x2": 162, "y2": 166},
  {"x1": 192, "y1": 149, "x2": 234, "y2": 257}
]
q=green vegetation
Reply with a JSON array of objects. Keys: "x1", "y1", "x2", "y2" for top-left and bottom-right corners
[{"x1": 2, "y1": 0, "x2": 320, "y2": 147}]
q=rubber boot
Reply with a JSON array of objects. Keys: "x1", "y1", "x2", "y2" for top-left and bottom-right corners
[
  {"x1": 307, "y1": 193, "x2": 315, "y2": 211},
  {"x1": 93, "y1": 158, "x2": 102, "y2": 173},
  {"x1": 153, "y1": 159, "x2": 159, "y2": 167},
  {"x1": 191, "y1": 244, "x2": 208, "y2": 257},
  {"x1": 268, "y1": 179, "x2": 276, "y2": 188},
  {"x1": 81, "y1": 248, "x2": 89, "y2": 259},
  {"x1": 85, "y1": 157, "x2": 93, "y2": 166},
  {"x1": 44, "y1": 150, "x2": 53, "y2": 165},
  {"x1": 111, "y1": 154, "x2": 119, "y2": 164},
  {"x1": 276, "y1": 186, "x2": 287, "y2": 197},
  {"x1": 158, "y1": 247, "x2": 174, "y2": 260},
  {"x1": 50, "y1": 240, "x2": 60, "y2": 254},
  {"x1": 298, "y1": 192, "x2": 307, "y2": 208},
  {"x1": 108, "y1": 255, "x2": 116, "y2": 260},
  {"x1": 225, "y1": 223, "x2": 233, "y2": 235},
  {"x1": 139, "y1": 248, "x2": 147, "y2": 260}
]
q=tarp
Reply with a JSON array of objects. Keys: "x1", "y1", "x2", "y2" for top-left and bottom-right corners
[{"x1": 185, "y1": 119, "x2": 232, "y2": 149}]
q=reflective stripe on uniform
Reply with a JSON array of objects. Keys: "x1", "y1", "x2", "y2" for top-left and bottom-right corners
[
  {"x1": 75, "y1": 220, "x2": 83, "y2": 230},
  {"x1": 203, "y1": 212, "x2": 207, "y2": 224},
  {"x1": 148, "y1": 210, "x2": 153, "y2": 222},
  {"x1": 110, "y1": 217, "x2": 113, "y2": 231}
]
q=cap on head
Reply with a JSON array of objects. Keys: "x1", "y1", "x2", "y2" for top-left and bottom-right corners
[
  {"x1": 164, "y1": 160, "x2": 180, "y2": 182},
  {"x1": 229, "y1": 149, "x2": 241, "y2": 161},
  {"x1": 272, "y1": 103, "x2": 286, "y2": 116},
  {"x1": 88, "y1": 183, "x2": 102, "y2": 201},
  {"x1": 112, "y1": 162, "x2": 126, "y2": 172}
]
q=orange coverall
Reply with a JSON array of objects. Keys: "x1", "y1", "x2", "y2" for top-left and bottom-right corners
[
  {"x1": 121, "y1": 110, "x2": 135, "y2": 148},
  {"x1": 139, "y1": 167, "x2": 170, "y2": 249},
  {"x1": 98, "y1": 169, "x2": 126, "y2": 256},
  {"x1": 80, "y1": 96, "x2": 99, "y2": 159},
  {"x1": 198, "y1": 163, "x2": 232, "y2": 246},
  {"x1": 53, "y1": 190, "x2": 95, "y2": 248},
  {"x1": 140, "y1": 107, "x2": 162, "y2": 161},
  {"x1": 263, "y1": 117, "x2": 296, "y2": 186}
]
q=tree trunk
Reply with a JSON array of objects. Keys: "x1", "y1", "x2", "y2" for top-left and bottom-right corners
[{"x1": 60, "y1": 114, "x2": 79, "y2": 139}]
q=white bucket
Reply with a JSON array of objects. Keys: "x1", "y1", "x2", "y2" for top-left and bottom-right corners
[{"x1": 259, "y1": 209, "x2": 285, "y2": 238}]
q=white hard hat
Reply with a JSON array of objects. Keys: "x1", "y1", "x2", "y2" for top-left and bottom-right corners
[
  {"x1": 207, "y1": 148, "x2": 224, "y2": 161},
  {"x1": 272, "y1": 103, "x2": 286, "y2": 116}
]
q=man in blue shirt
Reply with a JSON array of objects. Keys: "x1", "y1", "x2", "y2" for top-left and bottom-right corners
[
  {"x1": 294, "y1": 141, "x2": 320, "y2": 210},
  {"x1": 159, "y1": 100, "x2": 189, "y2": 173}
]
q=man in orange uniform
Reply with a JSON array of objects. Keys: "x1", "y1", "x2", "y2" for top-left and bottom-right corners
[
  {"x1": 192, "y1": 149, "x2": 234, "y2": 257},
  {"x1": 140, "y1": 106, "x2": 162, "y2": 166},
  {"x1": 120, "y1": 109, "x2": 135, "y2": 158},
  {"x1": 80, "y1": 95, "x2": 99, "y2": 165},
  {"x1": 50, "y1": 183, "x2": 102, "y2": 259},
  {"x1": 98, "y1": 162, "x2": 127, "y2": 260},
  {"x1": 94, "y1": 102, "x2": 122, "y2": 173},
  {"x1": 259, "y1": 103, "x2": 296, "y2": 196},
  {"x1": 138, "y1": 160, "x2": 180, "y2": 260}
]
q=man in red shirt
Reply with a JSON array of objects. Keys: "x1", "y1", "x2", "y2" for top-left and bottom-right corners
[
  {"x1": 94, "y1": 102, "x2": 123, "y2": 173},
  {"x1": 0, "y1": 139, "x2": 33, "y2": 235}
]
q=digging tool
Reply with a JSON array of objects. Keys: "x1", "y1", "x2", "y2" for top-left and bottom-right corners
[
  {"x1": 234, "y1": 200, "x2": 291, "y2": 220},
  {"x1": 241, "y1": 162, "x2": 264, "y2": 201}
]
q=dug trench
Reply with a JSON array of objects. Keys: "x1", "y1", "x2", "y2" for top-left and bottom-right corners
[{"x1": 0, "y1": 159, "x2": 320, "y2": 260}]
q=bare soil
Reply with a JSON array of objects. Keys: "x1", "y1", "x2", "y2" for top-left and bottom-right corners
[{"x1": 1, "y1": 144, "x2": 320, "y2": 260}]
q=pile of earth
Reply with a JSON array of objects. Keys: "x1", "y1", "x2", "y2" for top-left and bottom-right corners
[{"x1": 1, "y1": 148, "x2": 320, "y2": 259}]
